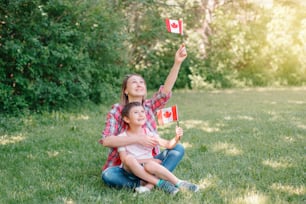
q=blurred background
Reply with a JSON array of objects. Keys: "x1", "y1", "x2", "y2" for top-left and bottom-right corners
[{"x1": 1, "y1": 0, "x2": 305, "y2": 114}]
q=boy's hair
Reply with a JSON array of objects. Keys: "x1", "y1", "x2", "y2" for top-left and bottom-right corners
[{"x1": 121, "y1": 101, "x2": 143, "y2": 119}]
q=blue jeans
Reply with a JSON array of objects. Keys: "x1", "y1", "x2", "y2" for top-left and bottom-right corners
[{"x1": 101, "y1": 143, "x2": 185, "y2": 189}]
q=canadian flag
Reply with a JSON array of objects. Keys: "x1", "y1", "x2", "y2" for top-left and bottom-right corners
[
  {"x1": 165, "y1": 18, "x2": 183, "y2": 35},
  {"x1": 157, "y1": 105, "x2": 179, "y2": 125}
]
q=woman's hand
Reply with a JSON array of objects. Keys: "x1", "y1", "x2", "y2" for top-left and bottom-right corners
[
  {"x1": 174, "y1": 44, "x2": 187, "y2": 64},
  {"x1": 138, "y1": 135, "x2": 159, "y2": 147}
]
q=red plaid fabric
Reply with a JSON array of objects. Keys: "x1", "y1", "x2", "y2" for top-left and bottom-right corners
[{"x1": 100, "y1": 86, "x2": 171, "y2": 170}]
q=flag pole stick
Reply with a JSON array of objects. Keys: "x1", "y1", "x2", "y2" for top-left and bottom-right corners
[
  {"x1": 176, "y1": 120, "x2": 181, "y2": 140},
  {"x1": 176, "y1": 104, "x2": 180, "y2": 140},
  {"x1": 180, "y1": 18, "x2": 184, "y2": 43}
]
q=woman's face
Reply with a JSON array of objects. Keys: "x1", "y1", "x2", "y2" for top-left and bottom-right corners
[{"x1": 125, "y1": 75, "x2": 147, "y2": 98}]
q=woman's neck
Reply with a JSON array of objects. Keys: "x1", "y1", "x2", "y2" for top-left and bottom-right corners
[{"x1": 128, "y1": 96, "x2": 143, "y2": 103}]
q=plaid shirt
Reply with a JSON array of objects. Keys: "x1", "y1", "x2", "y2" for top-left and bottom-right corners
[{"x1": 100, "y1": 86, "x2": 171, "y2": 170}]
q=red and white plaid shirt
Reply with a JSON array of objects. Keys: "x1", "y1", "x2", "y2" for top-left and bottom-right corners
[{"x1": 100, "y1": 86, "x2": 171, "y2": 170}]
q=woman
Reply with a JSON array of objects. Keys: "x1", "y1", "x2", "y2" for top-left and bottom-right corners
[{"x1": 100, "y1": 44, "x2": 187, "y2": 189}]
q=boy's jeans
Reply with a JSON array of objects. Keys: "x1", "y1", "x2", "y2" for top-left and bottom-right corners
[{"x1": 101, "y1": 144, "x2": 185, "y2": 188}]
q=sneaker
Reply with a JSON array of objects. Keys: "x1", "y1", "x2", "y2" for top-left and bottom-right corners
[
  {"x1": 177, "y1": 181, "x2": 199, "y2": 192},
  {"x1": 135, "y1": 186, "x2": 151, "y2": 194},
  {"x1": 158, "y1": 180, "x2": 179, "y2": 195}
]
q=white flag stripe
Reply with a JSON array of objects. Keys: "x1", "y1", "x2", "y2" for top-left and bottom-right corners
[
  {"x1": 165, "y1": 18, "x2": 183, "y2": 35},
  {"x1": 169, "y1": 19, "x2": 180, "y2": 33}
]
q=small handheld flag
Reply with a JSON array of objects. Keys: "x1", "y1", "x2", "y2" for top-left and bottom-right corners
[
  {"x1": 157, "y1": 105, "x2": 179, "y2": 126},
  {"x1": 165, "y1": 18, "x2": 183, "y2": 35}
]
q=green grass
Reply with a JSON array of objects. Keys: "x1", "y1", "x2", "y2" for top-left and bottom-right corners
[{"x1": 1, "y1": 87, "x2": 305, "y2": 204}]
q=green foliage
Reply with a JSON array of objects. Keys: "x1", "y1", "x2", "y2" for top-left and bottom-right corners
[
  {"x1": 0, "y1": 0, "x2": 126, "y2": 114},
  {"x1": 118, "y1": 0, "x2": 197, "y2": 90},
  {"x1": 195, "y1": 1, "x2": 306, "y2": 88},
  {"x1": 116, "y1": 1, "x2": 186, "y2": 89},
  {"x1": 1, "y1": 0, "x2": 306, "y2": 114},
  {"x1": 136, "y1": 42, "x2": 191, "y2": 90}
]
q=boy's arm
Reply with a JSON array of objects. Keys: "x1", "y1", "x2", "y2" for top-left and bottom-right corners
[
  {"x1": 118, "y1": 148, "x2": 128, "y2": 164},
  {"x1": 158, "y1": 126, "x2": 183, "y2": 149},
  {"x1": 158, "y1": 136, "x2": 180, "y2": 150}
]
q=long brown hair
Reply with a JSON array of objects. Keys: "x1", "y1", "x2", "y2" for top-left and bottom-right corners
[{"x1": 120, "y1": 74, "x2": 146, "y2": 105}]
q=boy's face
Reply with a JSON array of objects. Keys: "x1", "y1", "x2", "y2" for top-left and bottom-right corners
[{"x1": 125, "y1": 106, "x2": 146, "y2": 126}]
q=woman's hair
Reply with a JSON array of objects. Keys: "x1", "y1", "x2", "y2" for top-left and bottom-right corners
[
  {"x1": 120, "y1": 74, "x2": 146, "y2": 105},
  {"x1": 121, "y1": 101, "x2": 143, "y2": 119}
]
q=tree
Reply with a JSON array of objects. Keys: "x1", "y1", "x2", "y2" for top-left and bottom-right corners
[{"x1": 0, "y1": 0, "x2": 127, "y2": 113}]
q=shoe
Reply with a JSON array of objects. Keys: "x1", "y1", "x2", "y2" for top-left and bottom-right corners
[
  {"x1": 135, "y1": 186, "x2": 151, "y2": 194},
  {"x1": 158, "y1": 180, "x2": 179, "y2": 195},
  {"x1": 177, "y1": 180, "x2": 199, "y2": 192}
]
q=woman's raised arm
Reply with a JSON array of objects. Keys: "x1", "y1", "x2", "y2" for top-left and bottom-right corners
[{"x1": 162, "y1": 44, "x2": 187, "y2": 95}]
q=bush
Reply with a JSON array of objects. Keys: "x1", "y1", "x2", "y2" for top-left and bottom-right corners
[{"x1": 0, "y1": 0, "x2": 127, "y2": 114}]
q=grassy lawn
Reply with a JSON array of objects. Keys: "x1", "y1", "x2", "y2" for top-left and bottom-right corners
[{"x1": 0, "y1": 87, "x2": 305, "y2": 204}]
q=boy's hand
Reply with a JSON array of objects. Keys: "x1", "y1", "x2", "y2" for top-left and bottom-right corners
[{"x1": 175, "y1": 126, "x2": 183, "y2": 140}]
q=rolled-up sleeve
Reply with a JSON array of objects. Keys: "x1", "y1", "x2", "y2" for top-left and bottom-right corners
[
  {"x1": 150, "y1": 86, "x2": 172, "y2": 114},
  {"x1": 101, "y1": 104, "x2": 123, "y2": 142}
]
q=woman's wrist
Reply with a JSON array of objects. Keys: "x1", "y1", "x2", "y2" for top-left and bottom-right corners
[{"x1": 173, "y1": 61, "x2": 182, "y2": 68}]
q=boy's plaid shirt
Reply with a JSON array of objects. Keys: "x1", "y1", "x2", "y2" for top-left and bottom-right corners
[{"x1": 100, "y1": 86, "x2": 171, "y2": 170}]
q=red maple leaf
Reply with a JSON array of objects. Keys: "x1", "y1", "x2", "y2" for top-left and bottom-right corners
[
  {"x1": 163, "y1": 111, "x2": 172, "y2": 118},
  {"x1": 171, "y1": 23, "x2": 178, "y2": 28}
]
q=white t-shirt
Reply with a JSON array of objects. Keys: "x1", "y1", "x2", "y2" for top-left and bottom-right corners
[{"x1": 118, "y1": 128, "x2": 159, "y2": 160}]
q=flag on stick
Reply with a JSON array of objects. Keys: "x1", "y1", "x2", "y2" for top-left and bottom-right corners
[
  {"x1": 165, "y1": 18, "x2": 183, "y2": 35},
  {"x1": 157, "y1": 105, "x2": 179, "y2": 125}
]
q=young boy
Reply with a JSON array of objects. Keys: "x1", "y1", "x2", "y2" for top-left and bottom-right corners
[{"x1": 118, "y1": 102, "x2": 199, "y2": 195}]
